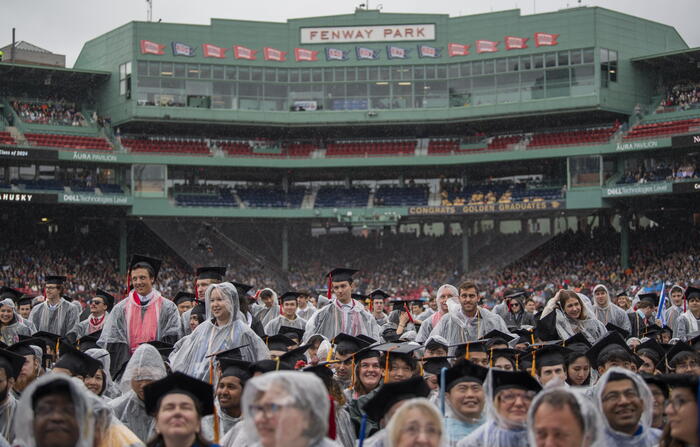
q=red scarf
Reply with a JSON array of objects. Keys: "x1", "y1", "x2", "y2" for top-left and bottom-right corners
[
  {"x1": 125, "y1": 291, "x2": 162, "y2": 353},
  {"x1": 88, "y1": 314, "x2": 106, "y2": 333}
]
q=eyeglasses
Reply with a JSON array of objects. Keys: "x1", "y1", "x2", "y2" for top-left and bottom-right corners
[
  {"x1": 601, "y1": 389, "x2": 640, "y2": 404},
  {"x1": 249, "y1": 402, "x2": 291, "y2": 418},
  {"x1": 45, "y1": 286, "x2": 60, "y2": 290},
  {"x1": 668, "y1": 397, "x2": 693, "y2": 411},
  {"x1": 401, "y1": 424, "x2": 441, "y2": 439},
  {"x1": 498, "y1": 391, "x2": 535, "y2": 405},
  {"x1": 89, "y1": 300, "x2": 105, "y2": 305},
  {"x1": 674, "y1": 362, "x2": 699, "y2": 370}
]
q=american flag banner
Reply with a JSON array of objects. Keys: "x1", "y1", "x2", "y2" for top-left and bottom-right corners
[
  {"x1": 418, "y1": 45, "x2": 441, "y2": 58},
  {"x1": 475, "y1": 40, "x2": 499, "y2": 53},
  {"x1": 295, "y1": 48, "x2": 319, "y2": 62},
  {"x1": 534, "y1": 32, "x2": 560, "y2": 47},
  {"x1": 505, "y1": 36, "x2": 528, "y2": 50},
  {"x1": 172, "y1": 42, "x2": 196, "y2": 57},
  {"x1": 386, "y1": 45, "x2": 410, "y2": 59},
  {"x1": 234, "y1": 45, "x2": 257, "y2": 60},
  {"x1": 356, "y1": 47, "x2": 380, "y2": 60},
  {"x1": 448, "y1": 43, "x2": 470, "y2": 57},
  {"x1": 264, "y1": 47, "x2": 288, "y2": 61},
  {"x1": 325, "y1": 48, "x2": 350, "y2": 61},
  {"x1": 140, "y1": 40, "x2": 165, "y2": 55},
  {"x1": 202, "y1": 43, "x2": 227, "y2": 59}
]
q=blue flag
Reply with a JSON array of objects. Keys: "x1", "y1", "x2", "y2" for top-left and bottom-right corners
[{"x1": 656, "y1": 281, "x2": 666, "y2": 325}]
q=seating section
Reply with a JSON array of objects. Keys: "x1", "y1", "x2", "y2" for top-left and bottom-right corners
[
  {"x1": 488, "y1": 135, "x2": 522, "y2": 150},
  {"x1": 427, "y1": 139, "x2": 459, "y2": 155},
  {"x1": 98, "y1": 183, "x2": 125, "y2": 194},
  {"x1": 326, "y1": 140, "x2": 415, "y2": 157},
  {"x1": 508, "y1": 185, "x2": 563, "y2": 202},
  {"x1": 237, "y1": 187, "x2": 305, "y2": 208},
  {"x1": 374, "y1": 185, "x2": 429, "y2": 206},
  {"x1": 175, "y1": 189, "x2": 237, "y2": 207},
  {"x1": 528, "y1": 124, "x2": 619, "y2": 148},
  {"x1": 25, "y1": 133, "x2": 111, "y2": 151},
  {"x1": 624, "y1": 118, "x2": 700, "y2": 140},
  {"x1": 443, "y1": 182, "x2": 563, "y2": 205},
  {"x1": 122, "y1": 137, "x2": 209, "y2": 155},
  {"x1": 284, "y1": 143, "x2": 317, "y2": 157},
  {"x1": 0, "y1": 132, "x2": 15, "y2": 145},
  {"x1": 315, "y1": 186, "x2": 370, "y2": 208},
  {"x1": 12, "y1": 179, "x2": 64, "y2": 191}
]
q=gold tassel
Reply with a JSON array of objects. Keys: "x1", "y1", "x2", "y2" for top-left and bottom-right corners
[
  {"x1": 208, "y1": 358, "x2": 220, "y2": 444},
  {"x1": 348, "y1": 355, "x2": 356, "y2": 390},
  {"x1": 531, "y1": 350, "x2": 537, "y2": 377},
  {"x1": 326, "y1": 345, "x2": 334, "y2": 362},
  {"x1": 465, "y1": 343, "x2": 470, "y2": 360},
  {"x1": 383, "y1": 351, "x2": 391, "y2": 382},
  {"x1": 489, "y1": 348, "x2": 494, "y2": 367}
]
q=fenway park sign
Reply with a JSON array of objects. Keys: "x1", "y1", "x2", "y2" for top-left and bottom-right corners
[{"x1": 301, "y1": 24, "x2": 436, "y2": 44}]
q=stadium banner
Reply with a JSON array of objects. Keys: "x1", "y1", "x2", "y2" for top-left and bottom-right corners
[
  {"x1": 615, "y1": 139, "x2": 660, "y2": 152},
  {"x1": 448, "y1": 43, "x2": 470, "y2": 57},
  {"x1": 671, "y1": 133, "x2": 700, "y2": 148},
  {"x1": 602, "y1": 182, "x2": 673, "y2": 198},
  {"x1": 58, "y1": 193, "x2": 132, "y2": 206},
  {"x1": 295, "y1": 48, "x2": 319, "y2": 62},
  {"x1": 264, "y1": 47, "x2": 287, "y2": 61},
  {"x1": 202, "y1": 43, "x2": 227, "y2": 58},
  {"x1": 171, "y1": 42, "x2": 196, "y2": 57},
  {"x1": 408, "y1": 200, "x2": 563, "y2": 216},
  {"x1": 386, "y1": 45, "x2": 411, "y2": 59},
  {"x1": 292, "y1": 101, "x2": 317, "y2": 111},
  {"x1": 475, "y1": 40, "x2": 499, "y2": 53},
  {"x1": 234, "y1": 45, "x2": 257, "y2": 60},
  {"x1": 0, "y1": 147, "x2": 58, "y2": 161},
  {"x1": 0, "y1": 192, "x2": 57, "y2": 204},
  {"x1": 65, "y1": 151, "x2": 119, "y2": 163},
  {"x1": 673, "y1": 181, "x2": 700, "y2": 194},
  {"x1": 356, "y1": 47, "x2": 381, "y2": 60},
  {"x1": 325, "y1": 48, "x2": 350, "y2": 61},
  {"x1": 300, "y1": 24, "x2": 436, "y2": 44},
  {"x1": 535, "y1": 32, "x2": 559, "y2": 47},
  {"x1": 417, "y1": 45, "x2": 441, "y2": 58},
  {"x1": 140, "y1": 40, "x2": 165, "y2": 55},
  {"x1": 505, "y1": 36, "x2": 528, "y2": 50}
]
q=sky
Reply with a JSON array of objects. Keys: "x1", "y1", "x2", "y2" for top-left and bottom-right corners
[{"x1": 3, "y1": 0, "x2": 699, "y2": 67}]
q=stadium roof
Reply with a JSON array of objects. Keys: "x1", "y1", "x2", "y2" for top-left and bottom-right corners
[
  {"x1": 631, "y1": 47, "x2": 700, "y2": 77},
  {"x1": 0, "y1": 61, "x2": 110, "y2": 93}
]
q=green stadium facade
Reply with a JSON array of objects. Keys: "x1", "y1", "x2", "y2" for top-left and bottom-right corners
[{"x1": 0, "y1": 6, "x2": 699, "y2": 274}]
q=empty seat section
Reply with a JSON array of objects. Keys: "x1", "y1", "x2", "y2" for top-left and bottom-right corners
[
  {"x1": 488, "y1": 135, "x2": 522, "y2": 150},
  {"x1": 0, "y1": 132, "x2": 15, "y2": 145},
  {"x1": 375, "y1": 185, "x2": 429, "y2": 206},
  {"x1": 25, "y1": 133, "x2": 111, "y2": 150},
  {"x1": 315, "y1": 186, "x2": 370, "y2": 208},
  {"x1": 428, "y1": 139, "x2": 459, "y2": 154},
  {"x1": 326, "y1": 140, "x2": 415, "y2": 157},
  {"x1": 624, "y1": 118, "x2": 700, "y2": 139},
  {"x1": 122, "y1": 137, "x2": 209, "y2": 155},
  {"x1": 237, "y1": 186, "x2": 306, "y2": 208},
  {"x1": 528, "y1": 124, "x2": 618, "y2": 148},
  {"x1": 219, "y1": 141, "x2": 254, "y2": 157}
]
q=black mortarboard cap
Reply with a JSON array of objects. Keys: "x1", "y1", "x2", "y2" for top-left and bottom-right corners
[
  {"x1": 219, "y1": 358, "x2": 252, "y2": 380},
  {"x1": 278, "y1": 326, "x2": 305, "y2": 343},
  {"x1": 667, "y1": 341, "x2": 696, "y2": 365},
  {"x1": 145, "y1": 340, "x2": 175, "y2": 358},
  {"x1": 326, "y1": 268, "x2": 359, "y2": 283},
  {"x1": 368, "y1": 289, "x2": 391, "y2": 300},
  {"x1": 643, "y1": 324, "x2": 663, "y2": 339},
  {"x1": 173, "y1": 292, "x2": 196, "y2": 306},
  {"x1": 266, "y1": 334, "x2": 296, "y2": 353},
  {"x1": 250, "y1": 359, "x2": 292, "y2": 375},
  {"x1": 191, "y1": 301, "x2": 205, "y2": 316},
  {"x1": 354, "y1": 346, "x2": 381, "y2": 363},
  {"x1": 362, "y1": 376, "x2": 430, "y2": 422},
  {"x1": 232, "y1": 282, "x2": 255, "y2": 297},
  {"x1": 659, "y1": 373, "x2": 699, "y2": 391},
  {"x1": 279, "y1": 292, "x2": 301, "y2": 302},
  {"x1": 333, "y1": 333, "x2": 368, "y2": 353},
  {"x1": 17, "y1": 295, "x2": 32, "y2": 307},
  {"x1": 452, "y1": 340, "x2": 488, "y2": 359},
  {"x1": 491, "y1": 369, "x2": 542, "y2": 394},
  {"x1": 638, "y1": 293, "x2": 659, "y2": 307},
  {"x1": 685, "y1": 286, "x2": 700, "y2": 301},
  {"x1": 382, "y1": 328, "x2": 400, "y2": 343},
  {"x1": 278, "y1": 343, "x2": 311, "y2": 367},
  {"x1": 606, "y1": 322, "x2": 631, "y2": 340},
  {"x1": 0, "y1": 287, "x2": 22, "y2": 302},
  {"x1": 54, "y1": 343, "x2": 103, "y2": 377},
  {"x1": 637, "y1": 338, "x2": 666, "y2": 361},
  {"x1": 616, "y1": 290, "x2": 629, "y2": 297},
  {"x1": 303, "y1": 363, "x2": 334, "y2": 387},
  {"x1": 94, "y1": 289, "x2": 115, "y2": 311},
  {"x1": 357, "y1": 334, "x2": 378, "y2": 345},
  {"x1": 444, "y1": 359, "x2": 488, "y2": 390},
  {"x1": 535, "y1": 311, "x2": 559, "y2": 342},
  {"x1": 480, "y1": 330, "x2": 515, "y2": 343},
  {"x1": 641, "y1": 373, "x2": 669, "y2": 399},
  {"x1": 505, "y1": 289, "x2": 528, "y2": 300},
  {"x1": 562, "y1": 333, "x2": 592, "y2": 349},
  {"x1": 585, "y1": 331, "x2": 632, "y2": 367},
  {"x1": 426, "y1": 337, "x2": 449, "y2": 352},
  {"x1": 45, "y1": 275, "x2": 66, "y2": 285},
  {"x1": 351, "y1": 293, "x2": 368, "y2": 301},
  {"x1": 207, "y1": 344, "x2": 249, "y2": 361},
  {"x1": 129, "y1": 255, "x2": 162, "y2": 280},
  {"x1": 144, "y1": 372, "x2": 214, "y2": 416},
  {"x1": 8, "y1": 338, "x2": 44, "y2": 357},
  {"x1": 33, "y1": 331, "x2": 61, "y2": 349},
  {"x1": 522, "y1": 344, "x2": 572, "y2": 368},
  {"x1": 374, "y1": 342, "x2": 422, "y2": 359},
  {"x1": 0, "y1": 347, "x2": 27, "y2": 380},
  {"x1": 195, "y1": 266, "x2": 226, "y2": 281},
  {"x1": 77, "y1": 333, "x2": 101, "y2": 352},
  {"x1": 422, "y1": 356, "x2": 452, "y2": 376},
  {"x1": 489, "y1": 348, "x2": 519, "y2": 364}
]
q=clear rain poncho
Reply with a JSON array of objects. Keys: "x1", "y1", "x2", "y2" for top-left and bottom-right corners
[
  {"x1": 591, "y1": 285, "x2": 632, "y2": 333},
  {"x1": 540, "y1": 294, "x2": 607, "y2": 345},
  {"x1": 457, "y1": 369, "x2": 530, "y2": 447},
  {"x1": 108, "y1": 344, "x2": 167, "y2": 442},
  {"x1": 28, "y1": 296, "x2": 80, "y2": 337},
  {"x1": 13, "y1": 374, "x2": 95, "y2": 447},
  {"x1": 0, "y1": 299, "x2": 32, "y2": 345},
  {"x1": 302, "y1": 296, "x2": 381, "y2": 343},
  {"x1": 415, "y1": 284, "x2": 456, "y2": 344},
  {"x1": 429, "y1": 298, "x2": 511, "y2": 348},
  {"x1": 84, "y1": 348, "x2": 121, "y2": 399},
  {"x1": 526, "y1": 385, "x2": 605, "y2": 447},
  {"x1": 240, "y1": 371, "x2": 340, "y2": 447},
  {"x1": 168, "y1": 283, "x2": 269, "y2": 381},
  {"x1": 251, "y1": 288, "x2": 280, "y2": 327},
  {"x1": 593, "y1": 367, "x2": 661, "y2": 447}
]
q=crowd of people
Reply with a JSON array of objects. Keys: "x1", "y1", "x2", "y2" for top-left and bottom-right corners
[
  {"x1": 10, "y1": 98, "x2": 86, "y2": 126},
  {"x1": 0, "y1": 254, "x2": 697, "y2": 447},
  {"x1": 619, "y1": 158, "x2": 698, "y2": 184},
  {"x1": 657, "y1": 80, "x2": 700, "y2": 111}
]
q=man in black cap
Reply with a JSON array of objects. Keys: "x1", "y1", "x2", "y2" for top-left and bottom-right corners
[
  {"x1": 66, "y1": 288, "x2": 114, "y2": 343},
  {"x1": 17, "y1": 295, "x2": 33, "y2": 322},
  {"x1": 0, "y1": 347, "x2": 26, "y2": 441},
  {"x1": 97, "y1": 255, "x2": 181, "y2": 377},
  {"x1": 295, "y1": 289, "x2": 317, "y2": 321},
  {"x1": 264, "y1": 292, "x2": 307, "y2": 335},
  {"x1": 181, "y1": 266, "x2": 226, "y2": 336},
  {"x1": 201, "y1": 357, "x2": 250, "y2": 440},
  {"x1": 443, "y1": 360, "x2": 488, "y2": 445},
  {"x1": 523, "y1": 344, "x2": 572, "y2": 386},
  {"x1": 28, "y1": 276, "x2": 80, "y2": 337},
  {"x1": 629, "y1": 293, "x2": 659, "y2": 339},
  {"x1": 173, "y1": 292, "x2": 195, "y2": 315},
  {"x1": 369, "y1": 289, "x2": 390, "y2": 326},
  {"x1": 303, "y1": 268, "x2": 381, "y2": 342},
  {"x1": 7, "y1": 338, "x2": 43, "y2": 399}
]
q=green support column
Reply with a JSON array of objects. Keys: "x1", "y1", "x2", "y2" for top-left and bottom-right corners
[
  {"x1": 119, "y1": 219, "x2": 127, "y2": 276},
  {"x1": 282, "y1": 223, "x2": 289, "y2": 272},
  {"x1": 462, "y1": 220, "x2": 469, "y2": 273},
  {"x1": 620, "y1": 212, "x2": 629, "y2": 271}
]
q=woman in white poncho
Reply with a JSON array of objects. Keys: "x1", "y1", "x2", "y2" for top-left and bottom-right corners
[
  {"x1": 168, "y1": 282, "x2": 269, "y2": 381},
  {"x1": 539, "y1": 290, "x2": 607, "y2": 345},
  {"x1": 0, "y1": 299, "x2": 32, "y2": 346}
]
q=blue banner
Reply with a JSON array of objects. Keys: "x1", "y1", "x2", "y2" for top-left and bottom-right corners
[
  {"x1": 356, "y1": 47, "x2": 380, "y2": 60},
  {"x1": 386, "y1": 45, "x2": 411, "y2": 60},
  {"x1": 172, "y1": 41, "x2": 196, "y2": 57},
  {"x1": 325, "y1": 48, "x2": 350, "y2": 61},
  {"x1": 418, "y1": 44, "x2": 442, "y2": 58}
]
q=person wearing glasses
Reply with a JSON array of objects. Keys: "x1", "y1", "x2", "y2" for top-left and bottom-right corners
[
  {"x1": 594, "y1": 367, "x2": 661, "y2": 447},
  {"x1": 28, "y1": 275, "x2": 80, "y2": 337},
  {"x1": 658, "y1": 374, "x2": 699, "y2": 447},
  {"x1": 66, "y1": 289, "x2": 114, "y2": 343},
  {"x1": 386, "y1": 398, "x2": 443, "y2": 447},
  {"x1": 457, "y1": 369, "x2": 542, "y2": 447},
  {"x1": 237, "y1": 371, "x2": 337, "y2": 447}
]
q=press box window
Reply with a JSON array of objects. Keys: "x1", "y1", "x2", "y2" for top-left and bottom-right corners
[{"x1": 119, "y1": 62, "x2": 132, "y2": 99}]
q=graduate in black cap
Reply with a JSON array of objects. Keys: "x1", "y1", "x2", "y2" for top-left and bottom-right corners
[
  {"x1": 174, "y1": 292, "x2": 196, "y2": 314},
  {"x1": 443, "y1": 360, "x2": 489, "y2": 444},
  {"x1": 295, "y1": 289, "x2": 317, "y2": 321},
  {"x1": 303, "y1": 268, "x2": 381, "y2": 343},
  {"x1": 200, "y1": 357, "x2": 250, "y2": 440},
  {"x1": 0, "y1": 347, "x2": 27, "y2": 440},
  {"x1": 374, "y1": 342, "x2": 422, "y2": 383},
  {"x1": 674, "y1": 285, "x2": 700, "y2": 340},
  {"x1": 329, "y1": 333, "x2": 369, "y2": 389},
  {"x1": 658, "y1": 374, "x2": 700, "y2": 446},
  {"x1": 16, "y1": 295, "x2": 33, "y2": 322},
  {"x1": 27, "y1": 275, "x2": 80, "y2": 338},
  {"x1": 521, "y1": 344, "x2": 572, "y2": 386},
  {"x1": 263, "y1": 292, "x2": 308, "y2": 336},
  {"x1": 0, "y1": 293, "x2": 32, "y2": 345},
  {"x1": 181, "y1": 266, "x2": 227, "y2": 336},
  {"x1": 345, "y1": 346, "x2": 383, "y2": 401},
  {"x1": 98, "y1": 255, "x2": 181, "y2": 378},
  {"x1": 361, "y1": 376, "x2": 431, "y2": 439},
  {"x1": 628, "y1": 293, "x2": 659, "y2": 339},
  {"x1": 51, "y1": 342, "x2": 103, "y2": 380},
  {"x1": 66, "y1": 288, "x2": 115, "y2": 343}
]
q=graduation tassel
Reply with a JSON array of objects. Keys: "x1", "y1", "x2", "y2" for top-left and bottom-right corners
[
  {"x1": 418, "y1": 360, "x2": 424, "y2": 377},
  {"x1": 275, "y1": 357, "x2": 281, "y2": 371},
  {"x1": 326, "y1": 344, "x2": 334, "y2": 362},
  {"x1": 404, "y1": 303, "x2": 415, "y2": 325},
  {"x1": 515, "y1": 354, "x2": 519, "y2": 371},
  {"x1": 358, "y1": 413, "x2": 368, "y2": 447},
  {"x1": 489, "y1": 348, "x2": 494, "y2": 368},
  {"x1": 530, "y1": 330, "x2": 535, "y2": 345},
  {"x1": 348, "y1": 355, "x2": 356, "y2": 390},
  {"x1": 55, "y1": 338, "x2": 60, "y2": 360},
  {"x1": 531, "y1": 350, "x2": 537, "y2": 377},
  {"x1": 328, "y1": 397, "x2": 337, "y2": 440},
  {"x1": 465, "y1": 343, "x2": 470, "y2": 360},
  {"x1": 327, "y1": 274, "x2": 333, "y2": 301},
  {"x1": 383, "y1": 351, "x2": 391, "y2": 383},
  {"x1": 208, "y1": 358, "x2": 220, "y2": 445},
  {"x1": 439, "y1": 366, "x2": 448, "y2": 416}
]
